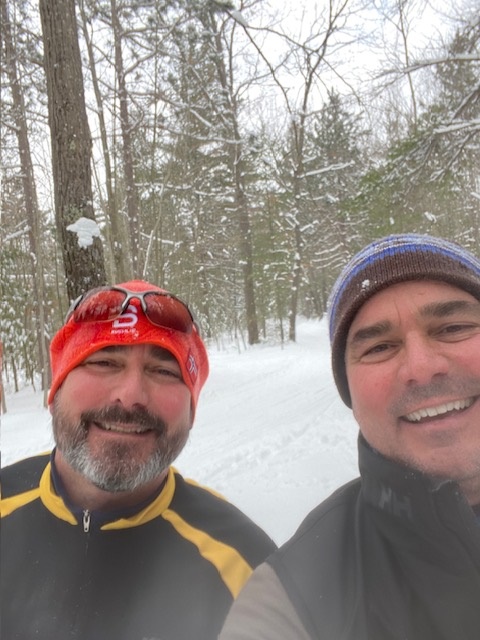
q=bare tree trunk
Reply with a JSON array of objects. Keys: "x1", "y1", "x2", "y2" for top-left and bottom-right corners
[
  {"x1": 0, "y1": 341, "x2": 6, "y2": 414},
  {"x1": 2, "y1": 0, "x2": 49, "y2": 400},
  {"x1": 209, "y1": 11, "x2": 259, "y2": 344},
  {"x1": 288, "y1": 112, "x2": 308, "y2": 342},
  {"x1": 39, "y1": 0, "x2": 106, "y2": 300},
  {"x1": 78, "y1": 0, "x2": 132, "y2": 283},
  {"x1": 288, "y1": 214, "x2": 304, "y2": 342},
  {"x1": 236, "y1": 0, "x2": 353, "y2": 340},
  {"x1": 235, "y1": 178, "x2": 259, "y2": 344},
  {"x1": 110, "y1": 0, "x2": 141, "y2": 277}
]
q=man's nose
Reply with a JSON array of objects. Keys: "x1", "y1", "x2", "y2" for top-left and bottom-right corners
[
  {"x1": 398, "y1": 336, "x2": 449, "y2": 386},
  {"x1": 110, "y1": 369, "x2": 149, "y2": 409}
]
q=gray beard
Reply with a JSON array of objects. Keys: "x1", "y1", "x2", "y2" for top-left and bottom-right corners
[{"x1": 52, "y1": 401, "x2": 189, "y2": 493}]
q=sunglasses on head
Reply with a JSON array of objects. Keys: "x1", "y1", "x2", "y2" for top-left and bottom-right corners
[{"x1": 65, "y1": 286, "x2": 197, "y2": 335}]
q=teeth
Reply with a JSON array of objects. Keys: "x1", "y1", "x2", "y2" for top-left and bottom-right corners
[
  {"x1": 405, "y1": 398, "x2": 474, "y2": 423},
  {"x1": 99, "y1": 423, "x2": 146, "y2": 434}
]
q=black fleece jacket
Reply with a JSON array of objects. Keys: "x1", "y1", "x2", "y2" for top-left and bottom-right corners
[{"x1": 268, "y1": 435, "x2": 480, "y2": 639}]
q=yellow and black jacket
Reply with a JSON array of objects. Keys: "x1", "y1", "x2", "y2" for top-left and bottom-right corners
[{"x1": 1, "y1": 452, "x2": 276, "y2": 640}]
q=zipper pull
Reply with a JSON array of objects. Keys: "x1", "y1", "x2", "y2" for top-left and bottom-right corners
[{"x1": 83, "y1": 509, "x2": 91, "y2": 533}]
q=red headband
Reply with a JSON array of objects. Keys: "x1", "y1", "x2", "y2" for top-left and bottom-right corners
[{"x1": 48, "y1": 280, "x2": 209, "y2": 418}]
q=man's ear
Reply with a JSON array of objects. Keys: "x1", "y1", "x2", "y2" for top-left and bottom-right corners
[
  {"x1": 189, "y1": 404, "x2": 195, "y2": 431},
  {"x1": 48, "y1": 392, "x2": 57, "y2": 416}
]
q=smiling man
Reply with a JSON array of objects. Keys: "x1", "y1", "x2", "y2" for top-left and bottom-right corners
[
  {"x1": 1, "y1": 280, "x2": 275, "y2": 640},
  {"x1": 219, "y1": 234, "x2": 480, "y2": 640}
]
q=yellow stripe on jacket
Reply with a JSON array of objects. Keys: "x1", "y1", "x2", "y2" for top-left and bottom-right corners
[{"x1": 161, "y1": 507, "x2": 253, "y2": 598}]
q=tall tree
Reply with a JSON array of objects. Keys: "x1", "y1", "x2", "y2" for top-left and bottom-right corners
[
  {"x1": 39, "y1": 0, "x2": 106, "y2": 299},
  {"x1": 0, "y1": 340, "x2": 5, "y2": 414},
  {"x1": 78, "y1": 0, "x2": 133, "y2": 282},
  {"x1": 240, "y1": 0, "x2": 361, "y2": 340},
  {"x1": 362, "y1": 8, "x2": 480, "y2": 245},
  {"x1": 154, "y1": 1, "x2": 241, "y2": 337},
  {"x1": 205, "y1": 4, "x2": 260, "y2": 344},
  {"x1": 302, "y1": 90, "x2": 369, "y2": 312},
  {"x1": 109, "y1": 0, "x2": 141, "y2": 277},
  {"x1": 1, "y1": 0, "x2": 50, "y2": 397}
]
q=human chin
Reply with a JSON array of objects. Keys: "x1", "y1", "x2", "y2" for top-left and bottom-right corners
[
  {"x1": 65, "y1": 440, "x2": 160, "y2": 492},
  {"x1": 52, "y1": 405, "x2": 189, "y2": 492},
  {"x1": 75, "y1": 428, "x2": 190, "y2": 492}
]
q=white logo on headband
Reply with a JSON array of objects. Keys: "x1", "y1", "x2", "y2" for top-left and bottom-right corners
[
  {"x1": 187, "y1": 353, "x2": 198, "y2": 382},
  {"x1": 111, "y1": 304, "x2": 138, "y2": 333}
]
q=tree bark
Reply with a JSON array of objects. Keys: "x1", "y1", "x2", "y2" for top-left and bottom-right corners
[
  {"x1": 2, "y1": 0, "x2": 50, "y2": 398},
  {"x1": 110, "y1": 0, "x2": 141, "y2": 277},
  {"x1": 209, "y1": 10, "x2": 260, "y2": 344},
  {"x1": 39, "y1": 0, "x2": 106, "y2": 300},
  {"x1": 0, "y1": 341, "x2": 5, "y2": 414},
  {"x1": 78, "y1": 0, "x2": 132, "y2": 282}
]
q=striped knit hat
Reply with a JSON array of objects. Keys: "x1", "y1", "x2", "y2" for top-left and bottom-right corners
[{"x1": 328, "y1": 233, "x2": 480, "y2": 407}]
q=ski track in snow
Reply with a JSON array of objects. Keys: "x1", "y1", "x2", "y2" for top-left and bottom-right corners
[{"x1": 2, "y1": 319, "x2": 359, "y2": 544}]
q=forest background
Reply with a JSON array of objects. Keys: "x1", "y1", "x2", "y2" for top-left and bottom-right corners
[{"x1": 1, "y1": 0, "x2": 479, "y2": 410}]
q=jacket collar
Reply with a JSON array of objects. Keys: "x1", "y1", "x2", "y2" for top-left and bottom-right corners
[
  {"x1": 42, "y1": 449, "x2": 174, "y2": 529},
  {"x1": 358, "y1": 434, "x2": 480, "y2": 555}
]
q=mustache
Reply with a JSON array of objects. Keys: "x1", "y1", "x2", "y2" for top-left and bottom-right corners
[
  {"x1": 391, "y1": 377, "x2": 480, "y2": 417},
  {"x1": 80, "y1": 405, "x2": 167, "y2": 433}
]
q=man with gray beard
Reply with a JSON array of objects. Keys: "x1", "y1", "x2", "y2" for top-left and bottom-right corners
[{"x1": 1, "y1": 280, "x2": 275, "y2": 640}]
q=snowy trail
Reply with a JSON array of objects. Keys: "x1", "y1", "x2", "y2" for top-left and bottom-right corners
[{"x1": 2, "y1": 319, "x2": 359, "y2": 544}]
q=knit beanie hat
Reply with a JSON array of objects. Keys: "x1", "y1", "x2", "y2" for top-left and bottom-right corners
[
  {"x1": 328, "y1": 233, "x2": 480, "y2": 407},
  {"x1": 48, "y1": 280, "x2": 209, "y2": 417}
]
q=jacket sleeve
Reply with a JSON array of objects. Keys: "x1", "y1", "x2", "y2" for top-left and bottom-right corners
[{"x1": 218, "y1": 562, "x2": 312, "y2": 640}]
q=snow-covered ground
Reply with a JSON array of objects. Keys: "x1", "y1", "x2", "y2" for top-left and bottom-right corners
[{"x1": 2, "y1": 318, "x2": 359, "y2": 545}]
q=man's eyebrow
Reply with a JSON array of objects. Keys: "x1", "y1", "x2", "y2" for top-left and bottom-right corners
[
  {"x1": 420, "y1": 299, "x2": 480, "y2": 318},
  {"x1": 150, "y1": 346, "x2": 177, "y2": 362},
  {"x1": 94, "y1": 345, "x2": 125, "y2": 354},
  {"x1": 348, "y1": 321, "x2": 392, "y2": 347},
  {"x1": 88, "y1": 345, "x2": 177, "y2": 361},
  {"x1": 348, "y1": 299, "x2": 480, "y2": 348}
]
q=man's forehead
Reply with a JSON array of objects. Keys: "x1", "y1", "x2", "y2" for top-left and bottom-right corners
[
  {"x1": 349, "y1": 280, "x2": 480, "y2": 332},
  {"x1": 93, "y1": 345, "x2": 177, "y2": 361}
]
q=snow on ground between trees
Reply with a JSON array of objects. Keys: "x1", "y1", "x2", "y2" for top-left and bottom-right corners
[{"x1": 2, "y1": 318, "x2": 358, "y2": 545}]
